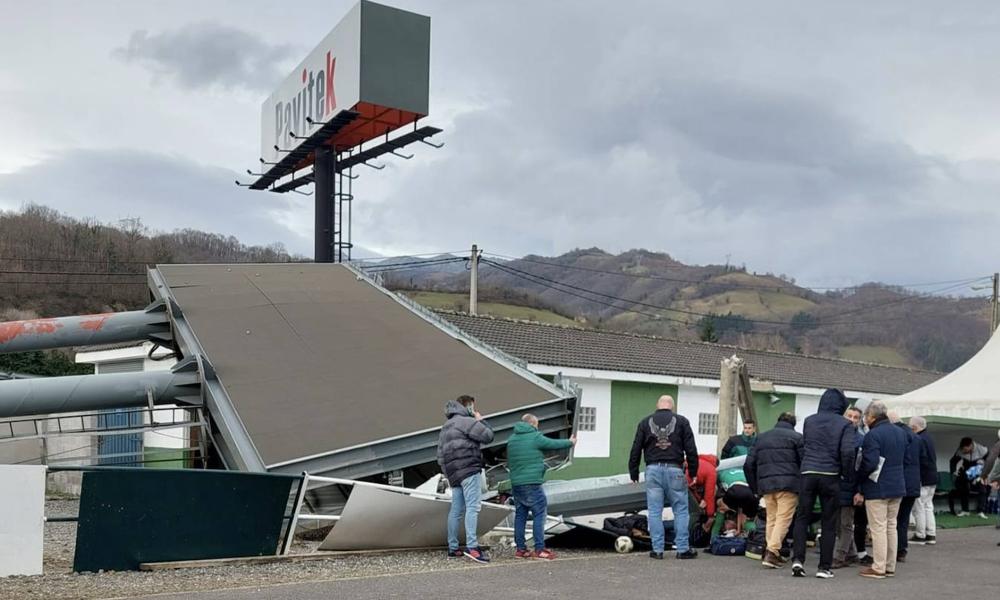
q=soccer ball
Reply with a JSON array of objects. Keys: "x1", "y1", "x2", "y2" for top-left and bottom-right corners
[{"x1": 614, "y1": 536, "x2": 634, "y2": 554}]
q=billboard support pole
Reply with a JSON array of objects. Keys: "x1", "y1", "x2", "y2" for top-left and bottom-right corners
[{"x1": 314, "y1": 146, "x2": 335, "y2": 263}]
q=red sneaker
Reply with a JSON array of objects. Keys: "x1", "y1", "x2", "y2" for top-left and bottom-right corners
[
  {"x1": 514, "y1": 549, "x2": 534, "y2": 559},
  {"x1": 534, "y1": 549, "x2": 556, "y2": 560}
]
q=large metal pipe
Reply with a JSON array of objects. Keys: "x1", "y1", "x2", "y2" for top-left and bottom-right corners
[
  {"x1": 0, "y1": 301, "x2": 170, "y2": 354},
  {"x1": 0, "y1": 364, "x2": 198, "y2": 418}
]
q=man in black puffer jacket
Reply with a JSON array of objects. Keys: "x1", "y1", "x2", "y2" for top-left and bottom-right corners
[
  {"x1": 744, "y1": 412, "x2": 803, "y2": 568},
  {"x1": 890, "y1": 411, "x2": 921, "y2": 563},
  {"x1": 437, "y1": 395, "x2": 494, "y2": 563},
  {"x1": 790, "y1": 389, "x2": 857, "y2": 579}
]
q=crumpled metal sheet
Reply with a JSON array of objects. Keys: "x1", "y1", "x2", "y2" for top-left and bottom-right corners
[{"x1": 319, "y1": 485, "x2": 510, "y2": 551}]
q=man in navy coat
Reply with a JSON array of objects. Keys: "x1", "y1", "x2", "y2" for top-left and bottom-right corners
[{"x1": 856, "y1": 401, "x2": 907, "y2": 579}]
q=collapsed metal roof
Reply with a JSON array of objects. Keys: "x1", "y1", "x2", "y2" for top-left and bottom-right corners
[{"x1": 147, "y1": 263, "x2": 576, "y2": 477}]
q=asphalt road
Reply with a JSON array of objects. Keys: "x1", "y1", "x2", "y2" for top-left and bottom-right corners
[{"x1": 143, "y1": 525, "x2": 998, "y2": 600}]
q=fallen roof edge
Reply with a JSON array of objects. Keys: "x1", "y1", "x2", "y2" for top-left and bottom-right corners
[{"x1": 346, "y1": 264, "x2": 577, "y2": 402}]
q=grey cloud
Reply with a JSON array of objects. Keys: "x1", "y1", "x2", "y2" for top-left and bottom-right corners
[
  {"x1": 113, "y1": 22, "x2": 297, "y2": 91},
  {"x1": 0, "y1": 149, "x2": 311, "y2": 254}
]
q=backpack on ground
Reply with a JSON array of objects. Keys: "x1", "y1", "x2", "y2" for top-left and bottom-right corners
[{"x1": 710, "y1": 535, "x2": 747, "y2": 556}]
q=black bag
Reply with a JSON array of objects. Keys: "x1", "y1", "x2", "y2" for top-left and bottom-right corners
[
  {"x1": 603, "y1": 513, "x2": 649, "y2": 539},
  {"x1": 710, "y1": 536, "x2": 747, "y2": 556}
]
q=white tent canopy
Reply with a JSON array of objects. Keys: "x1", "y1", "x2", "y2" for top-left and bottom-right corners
[{"x1": 893, "y1": 327, "x2": 1000, "y2": 422}]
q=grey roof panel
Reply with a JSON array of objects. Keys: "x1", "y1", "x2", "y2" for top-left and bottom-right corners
[
  {"x1": 154, "y1": 264, "x2": 564, "y2": 467},
  {"x1": 439, "y1": 313, "x2": 942, "y2": 396}
]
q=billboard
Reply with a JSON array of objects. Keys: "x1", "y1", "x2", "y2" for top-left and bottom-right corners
[{"x1": 259, "y1": 1, "x2": 430, "y2": 166}]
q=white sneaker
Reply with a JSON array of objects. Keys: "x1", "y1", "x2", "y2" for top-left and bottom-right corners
[
  {"x1": 978, "y1": 512, "x2": 988, "y2": 519},
  {"x1": 956, "y1": 511, "x2": 969, "y2": 517},
  {"x1": 816, "y1": 569, "x2": 834, "y2": 579},
  {"x1": 792, "y1": 562, "x2": 805, "y2": 577}
]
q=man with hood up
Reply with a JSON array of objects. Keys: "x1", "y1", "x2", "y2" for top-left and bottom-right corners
[
  {"x1": 505, "y1": 413, "x2": 576, "y2": 560},
  {"x1": 437, "y1": 394, "x2": 494, "y2": 563},
  {"x1": 790, "y1": 389, "x2": 858, "y2": 580}
]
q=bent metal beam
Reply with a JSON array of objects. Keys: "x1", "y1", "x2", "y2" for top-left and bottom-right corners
[
  {"x1": 0, "y1": 359, "x2": 200, "y2": 419},
  {"x1": 0, "y1": 301, "x2": 171, "y2": 354}
]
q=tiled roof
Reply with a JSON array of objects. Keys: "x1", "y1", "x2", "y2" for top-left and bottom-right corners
[{"x1": 440, "y1": 312, "x2": 942, "y2": 396}]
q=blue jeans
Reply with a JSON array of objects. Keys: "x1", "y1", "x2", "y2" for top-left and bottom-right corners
[
  {"x1": 646, "y1": 464, "x2": 689, "y2": 553},
  {"x1": 447, "y1": 474, "x2": 482, "y2": 551},
  {"x1": 512, "y1": 484, "x2": 548, "y2": 551}
]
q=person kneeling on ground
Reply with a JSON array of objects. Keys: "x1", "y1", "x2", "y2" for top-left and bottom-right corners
[{"x1": 506, "y1": 413, "x2": 576, "y2": 560}]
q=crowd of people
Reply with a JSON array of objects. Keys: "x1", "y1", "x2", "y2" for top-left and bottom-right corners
[{"x1": 436, "y1": 391, "x2": 1000, "y2": 574}]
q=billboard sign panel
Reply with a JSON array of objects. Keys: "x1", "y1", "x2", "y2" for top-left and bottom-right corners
[{"x1": 259, "y1": 1, "x2": 430, "y2": 166}]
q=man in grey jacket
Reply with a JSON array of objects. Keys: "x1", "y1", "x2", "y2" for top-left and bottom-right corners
[{"x1": 437, "y1": 395, "x2": 494, "y2": 563}]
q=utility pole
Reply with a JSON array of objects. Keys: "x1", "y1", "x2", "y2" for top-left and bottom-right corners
[
  {"x1": 469, "y1": 244, "x2": 479, "y2": 316},
  {"x1": 992, "y1": 272, "x2": 999, "y2": 333}
]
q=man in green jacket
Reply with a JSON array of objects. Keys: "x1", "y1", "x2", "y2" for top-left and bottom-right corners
[{"x1": 506, "y1": 413, "x2": 576, "y2": 559}]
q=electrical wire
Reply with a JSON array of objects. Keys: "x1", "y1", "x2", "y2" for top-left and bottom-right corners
[
  {"x1": 482, "y1": 251, "x2": 991, "y2": 293},
  {"x1": 481, "y1": 259, "x2": 981, "y2": 328}
]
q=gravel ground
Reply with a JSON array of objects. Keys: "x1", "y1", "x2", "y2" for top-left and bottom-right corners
[{"x1": 0, "y1": 499, "x2": 602, "y2": 600}]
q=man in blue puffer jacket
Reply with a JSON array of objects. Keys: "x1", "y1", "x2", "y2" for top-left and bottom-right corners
[
  {"x1": 791, "y1": 389, "x2": 858, "y2": 579},
  {"x1": 890, "y1": 411, "x2": 921, "y2": 563},
  {"x1": 857, "y1": 401, "x2": 907, "y2": 579}
]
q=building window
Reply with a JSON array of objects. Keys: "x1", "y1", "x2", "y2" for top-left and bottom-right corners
[
  {"x1": 698, "y1": 413, "x2": 719, "y2": 435},
  {"x1": 578, "y1": 406, "x2": 597, "y2": 432}
]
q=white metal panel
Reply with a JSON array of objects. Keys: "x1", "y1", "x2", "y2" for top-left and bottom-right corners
[
  {"x1": 318, "y1": 484, "x2": 510, "y2": 551},
  {"x1": 0, "y1": 465, "x2": 45, "y2": 576},
  {"x1": 677, "y1": 384, "x2": 720, "y2": 455},
  {"x1": 794, "y1": 394, "x2": 821, "y2": 432},
  {"x1": 260, "y1": 2, "x2": 363, "y2": 163},
  {"x1": 573, "y1": 379, "x2": 611, "y2": 458}
]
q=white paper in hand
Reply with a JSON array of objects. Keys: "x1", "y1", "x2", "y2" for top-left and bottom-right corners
[{"x1": 868, "y1": 456, "x2": 885, "y2": 483}]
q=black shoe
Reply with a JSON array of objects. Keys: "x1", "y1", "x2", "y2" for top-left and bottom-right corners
[
  {"x1": 897, "y1": 550, "x2": 907, "y2": 563},
  {"x1": 859, "y1": 555, "x2": 874, "y2": 566},
  {"x1": 649, "y1": 551, "x2": 664, "y2": 560},
  {"x1": 909, "y1": 535, "x2": 926, "y2": 545},
  {"x1": 792, "y1": 562, "x2": 805, "y2": 577},
  {"x1": 925, "y1": 535, "x2": 936, "y2": 545},
  {"x1": 676, "y1": 549, "x2": 698, "y2": 559},
  {"x1": 446, "y1": 549, "x2": 463, "y2": 559}
]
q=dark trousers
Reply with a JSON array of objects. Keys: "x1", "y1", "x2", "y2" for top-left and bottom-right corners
[
  {"x1": 854, "y1": 504, "x2": 868, "y2": 554},
  {"x1": 792, "y1": 474, "x2": 840, "y2": 570},
  {"x1": 949, "y1": 475, "x2": 987, "y2": 513},
  {"x1": 897, "y1": 496, "x2": 916, "y2": 552}
]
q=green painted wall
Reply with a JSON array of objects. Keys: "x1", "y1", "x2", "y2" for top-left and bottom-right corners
[
  {"x1": 752, "y1": 391, "x2": 796, "y2": 432},
  {"x1": 144, "y1": 447, "x2": 188, "y2": 469},
  {"x1": 553, "y1": 381, "x2": 678, "y2": 480}
]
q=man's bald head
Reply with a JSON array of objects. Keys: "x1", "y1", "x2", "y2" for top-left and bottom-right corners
[
  {"x1": 522, "y1": 413, "x2": 539, "y2": 428},
  {"x1": 657, "y1": 395, "x2": 675, "y2": 410}
]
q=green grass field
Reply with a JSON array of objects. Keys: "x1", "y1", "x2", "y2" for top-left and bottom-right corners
[
  {"x1": 837, "y1": 345, "x2": 913, "y2": 367},
  {"x1": 401, "y1": 291, "x2": 578, "y2": 326},
  {"x1": 935, "y1": 511, "x2": 999, "y2": 529}
]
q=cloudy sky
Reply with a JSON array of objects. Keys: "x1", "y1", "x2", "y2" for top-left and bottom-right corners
[{"x1": 1, "y1": 1, "x2": 999, "y2": 288}]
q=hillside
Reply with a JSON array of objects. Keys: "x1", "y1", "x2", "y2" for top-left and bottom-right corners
[
  {"x1": 1, "y1": 206, "x2": 991, "y2": 373},
  {"x1": 378, "y1": 248, "x2": 992, "y2": 372},
  {"x1": 0, "y1": 204, "x2": 301, "y2": 318}
]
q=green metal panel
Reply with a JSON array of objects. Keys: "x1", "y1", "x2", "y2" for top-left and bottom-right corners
[
  {"x1": 73, "y1": 469, "x2": 297, "y2": 572},
  {"x1": 752, "y1": 391, "x2": 795, "y2": 432},
  {"x1": 554, "y1": 381, "x2": 678, "y2": 479}
]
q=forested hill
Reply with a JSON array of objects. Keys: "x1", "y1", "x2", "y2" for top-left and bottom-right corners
[
  {"x1": 0, "y1": 206, "x2": 990, "y2": 373},
  {"x1": 0, "y1": 204, "x2": 299, "y2": 319},
  {"x1": 380, "y1": 248, "x2": 991, "y2": 373}
]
